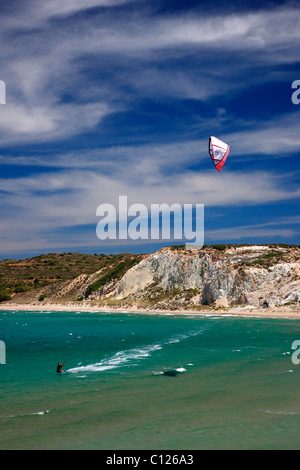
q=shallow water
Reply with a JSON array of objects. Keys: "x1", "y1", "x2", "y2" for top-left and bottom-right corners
[{"x1": 0, "y1": 310, "x2": 299, "y2": 449}]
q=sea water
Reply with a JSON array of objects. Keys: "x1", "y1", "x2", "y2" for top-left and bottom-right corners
[{"x1": 0, "y1": 310, "x2": 299, "y2": 450}]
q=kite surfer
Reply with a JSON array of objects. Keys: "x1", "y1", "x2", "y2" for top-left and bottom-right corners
[{"x1": 56, "y1": 361, "x2": 66, "y2": 373}]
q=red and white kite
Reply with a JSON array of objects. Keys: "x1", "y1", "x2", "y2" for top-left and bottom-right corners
[{"x1": 209, "y1": 136, "x2": 230, "y2": 172}]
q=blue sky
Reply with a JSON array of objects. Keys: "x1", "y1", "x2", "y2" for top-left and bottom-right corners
[{"x1": 0, "y1": 0, "x2": 300, "y2": 259}]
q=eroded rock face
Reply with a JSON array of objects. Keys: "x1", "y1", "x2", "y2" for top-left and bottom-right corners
[
  {"x1": 109, "y1": 246, "x2": 300, "y2": 307},
  {"x1": 16, "y1": 245, "x2": 299, "y2": 308}
]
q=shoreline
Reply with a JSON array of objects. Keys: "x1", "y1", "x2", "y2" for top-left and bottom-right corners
[{"x1": 1, "y1": 301, "x2": 300, "y2": 319}]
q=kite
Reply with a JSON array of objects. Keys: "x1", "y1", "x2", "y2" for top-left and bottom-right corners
[{"x1": 209, "y1": 136, "x2": 230, "y2": 172}]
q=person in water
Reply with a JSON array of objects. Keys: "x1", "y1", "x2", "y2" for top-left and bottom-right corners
[{"x1": 56, "y1": 362, "x2": 66, "y2": 373}]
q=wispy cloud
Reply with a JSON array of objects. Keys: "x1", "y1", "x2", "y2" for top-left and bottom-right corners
[
  {"x1": 1, "y1": 1, "x2": 299, "y2": 256},
  {"x1": 0, "y1": 103, "x2": 111, "y2": 144},
  {"x1": 0, "y1": 4, "x2": 299, "y2": 145},
  {"x1": 206, "y1": 216, "x2": 300, "y2": 242},
  {"x1": 33, "y1": 0, "x2": 135, "y2": 21},
  {"x1": 226, "y1": 113, "x2": 300, "y2": 158},
  {"x1": 0, "y1": 165, "x2": 299, "y2": 243}
]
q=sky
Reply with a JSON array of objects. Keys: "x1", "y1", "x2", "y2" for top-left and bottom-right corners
[{"x1": 0, "y1": 0, "x2": 300, "y2": 259}]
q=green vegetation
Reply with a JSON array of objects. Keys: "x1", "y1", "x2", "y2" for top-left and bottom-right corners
[
  {"x1": 170, "y1": 243, "x2": 228, "y2": 251},
  {"x1": 211, "y1": 244, "x2": 227, "y2": 251},
  {"x1": 244, "y1": 250, "x2": 285, "y2": 268},
  {"x1": 0, "y1": 252, "x2": 142, "y2": 301},
  {"x1": 0, "y1": 287, "x2": 11, "y2": 302},
  {"x1": 137, "y1": 282, "x2": 201, "y2": 309},
  {"x1": 85, "y1": 256, "x2": 142, "y2": 297}
]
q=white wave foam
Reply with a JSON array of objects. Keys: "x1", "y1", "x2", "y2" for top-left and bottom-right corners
[
  {"x1": 264, "y1": 409, "x2": 299, "y2": 415},
  {"x1": 31, "y1": 410, "x2": 51, "y2": 416},
  {"x1": 67, "y1": 326, "x2": 206, "y2": 375},
  {"x1": 166, "y1": 328, "x2": 206, "y2": 346},
  {"x1": 67, "y1": 343, "x2": 162, "y2": 373},
  {"x1": 6, "y1": 410, "x2": 51, "y2": 418}
]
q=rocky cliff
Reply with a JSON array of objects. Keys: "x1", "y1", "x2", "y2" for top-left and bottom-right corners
[
  {"x1": 107, "y1": 245, "x2": 300, "y2": 309},
  {"x1": 6, "y1": 244, "x2": 300, "y2": 311}
]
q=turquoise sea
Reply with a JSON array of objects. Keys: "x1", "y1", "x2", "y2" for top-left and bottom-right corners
[{"x1": 0, "y1": 309, "x2": 300, "y2": 450}]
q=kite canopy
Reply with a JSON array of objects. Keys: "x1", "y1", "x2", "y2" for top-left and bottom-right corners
[{"x1": 209, "y1": 136, "x2": 230, "y2": 172}]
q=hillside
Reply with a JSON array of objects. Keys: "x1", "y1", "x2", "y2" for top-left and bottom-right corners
[
  {"x1": 1, "y1": 244, "x2": 300, "y2": 312},
  {"x1": 0, "y1": 252, "x2": 144, "y2": 303}
]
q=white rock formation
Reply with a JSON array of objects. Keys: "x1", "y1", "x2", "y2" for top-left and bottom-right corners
[{"x1": 108, "y1": 246, "x2": 300, "y2": 307}]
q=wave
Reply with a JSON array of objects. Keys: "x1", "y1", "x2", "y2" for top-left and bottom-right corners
[
  {"x1": 174, "y1": 367, "x2": 186, "y2": 372},
  {"x1": 5, "y1": 410, "x2": 51, "y2": 418},
  {"x1": 166, "y1": 329, "x2": 205, "y2": 345},
  {"x1": 67, "y1": 343, "x2": 162, "y2": 373},
  {"x1": 67, "y1": 326, "x2": 207, "y2": 375},
  {"x1": 31, "y1": 410, "x2": 51, "y2": 416},
  {"x1": 263, "y1": 409, "x2": 299, "y2": 415}
]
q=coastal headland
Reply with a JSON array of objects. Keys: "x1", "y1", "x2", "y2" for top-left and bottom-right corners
[{"x1": 1, "y1": 244, "x2": 300, "y2": 319}]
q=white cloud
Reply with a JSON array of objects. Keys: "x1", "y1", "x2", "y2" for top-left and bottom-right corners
[
  {"x1": 0, "y1": 2, "x2": 300, "y2": 255},
  {"x1": 36, "y1": 0, "x2": 135, "y2": 19},
  {"x1": 1, "y1": 105, "x2": 299, "y2": 170},
  {"x1": 1, "y1": 167, "x2": 300, "y2": 255},
  {"x1": 0, "y1": 102, "x2": 110, "y2": 144},
  {"x1": 0, "y1": 165, "x2": 299, "y2": 235},
  {"x1": 1, "y1": 0, "x2": 135, "y2": 32},
  {"x1": 226, "y1": 113, "x2": 300, "y2": 158},
  {"x1": 0, "y1": 4, "x2": 299, "y2": 145},
  {"x1": 206, "y1": 216, "x2": 300, "y2": 242}
]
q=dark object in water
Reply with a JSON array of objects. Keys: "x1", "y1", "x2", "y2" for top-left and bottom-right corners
[{"x1": 163, "y1": 370, "x2": 179, "y2": 377}]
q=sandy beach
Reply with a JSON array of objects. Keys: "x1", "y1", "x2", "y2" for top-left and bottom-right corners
[{"x1": 1, "y1": 301, "x2": 300, "y2": 319}]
